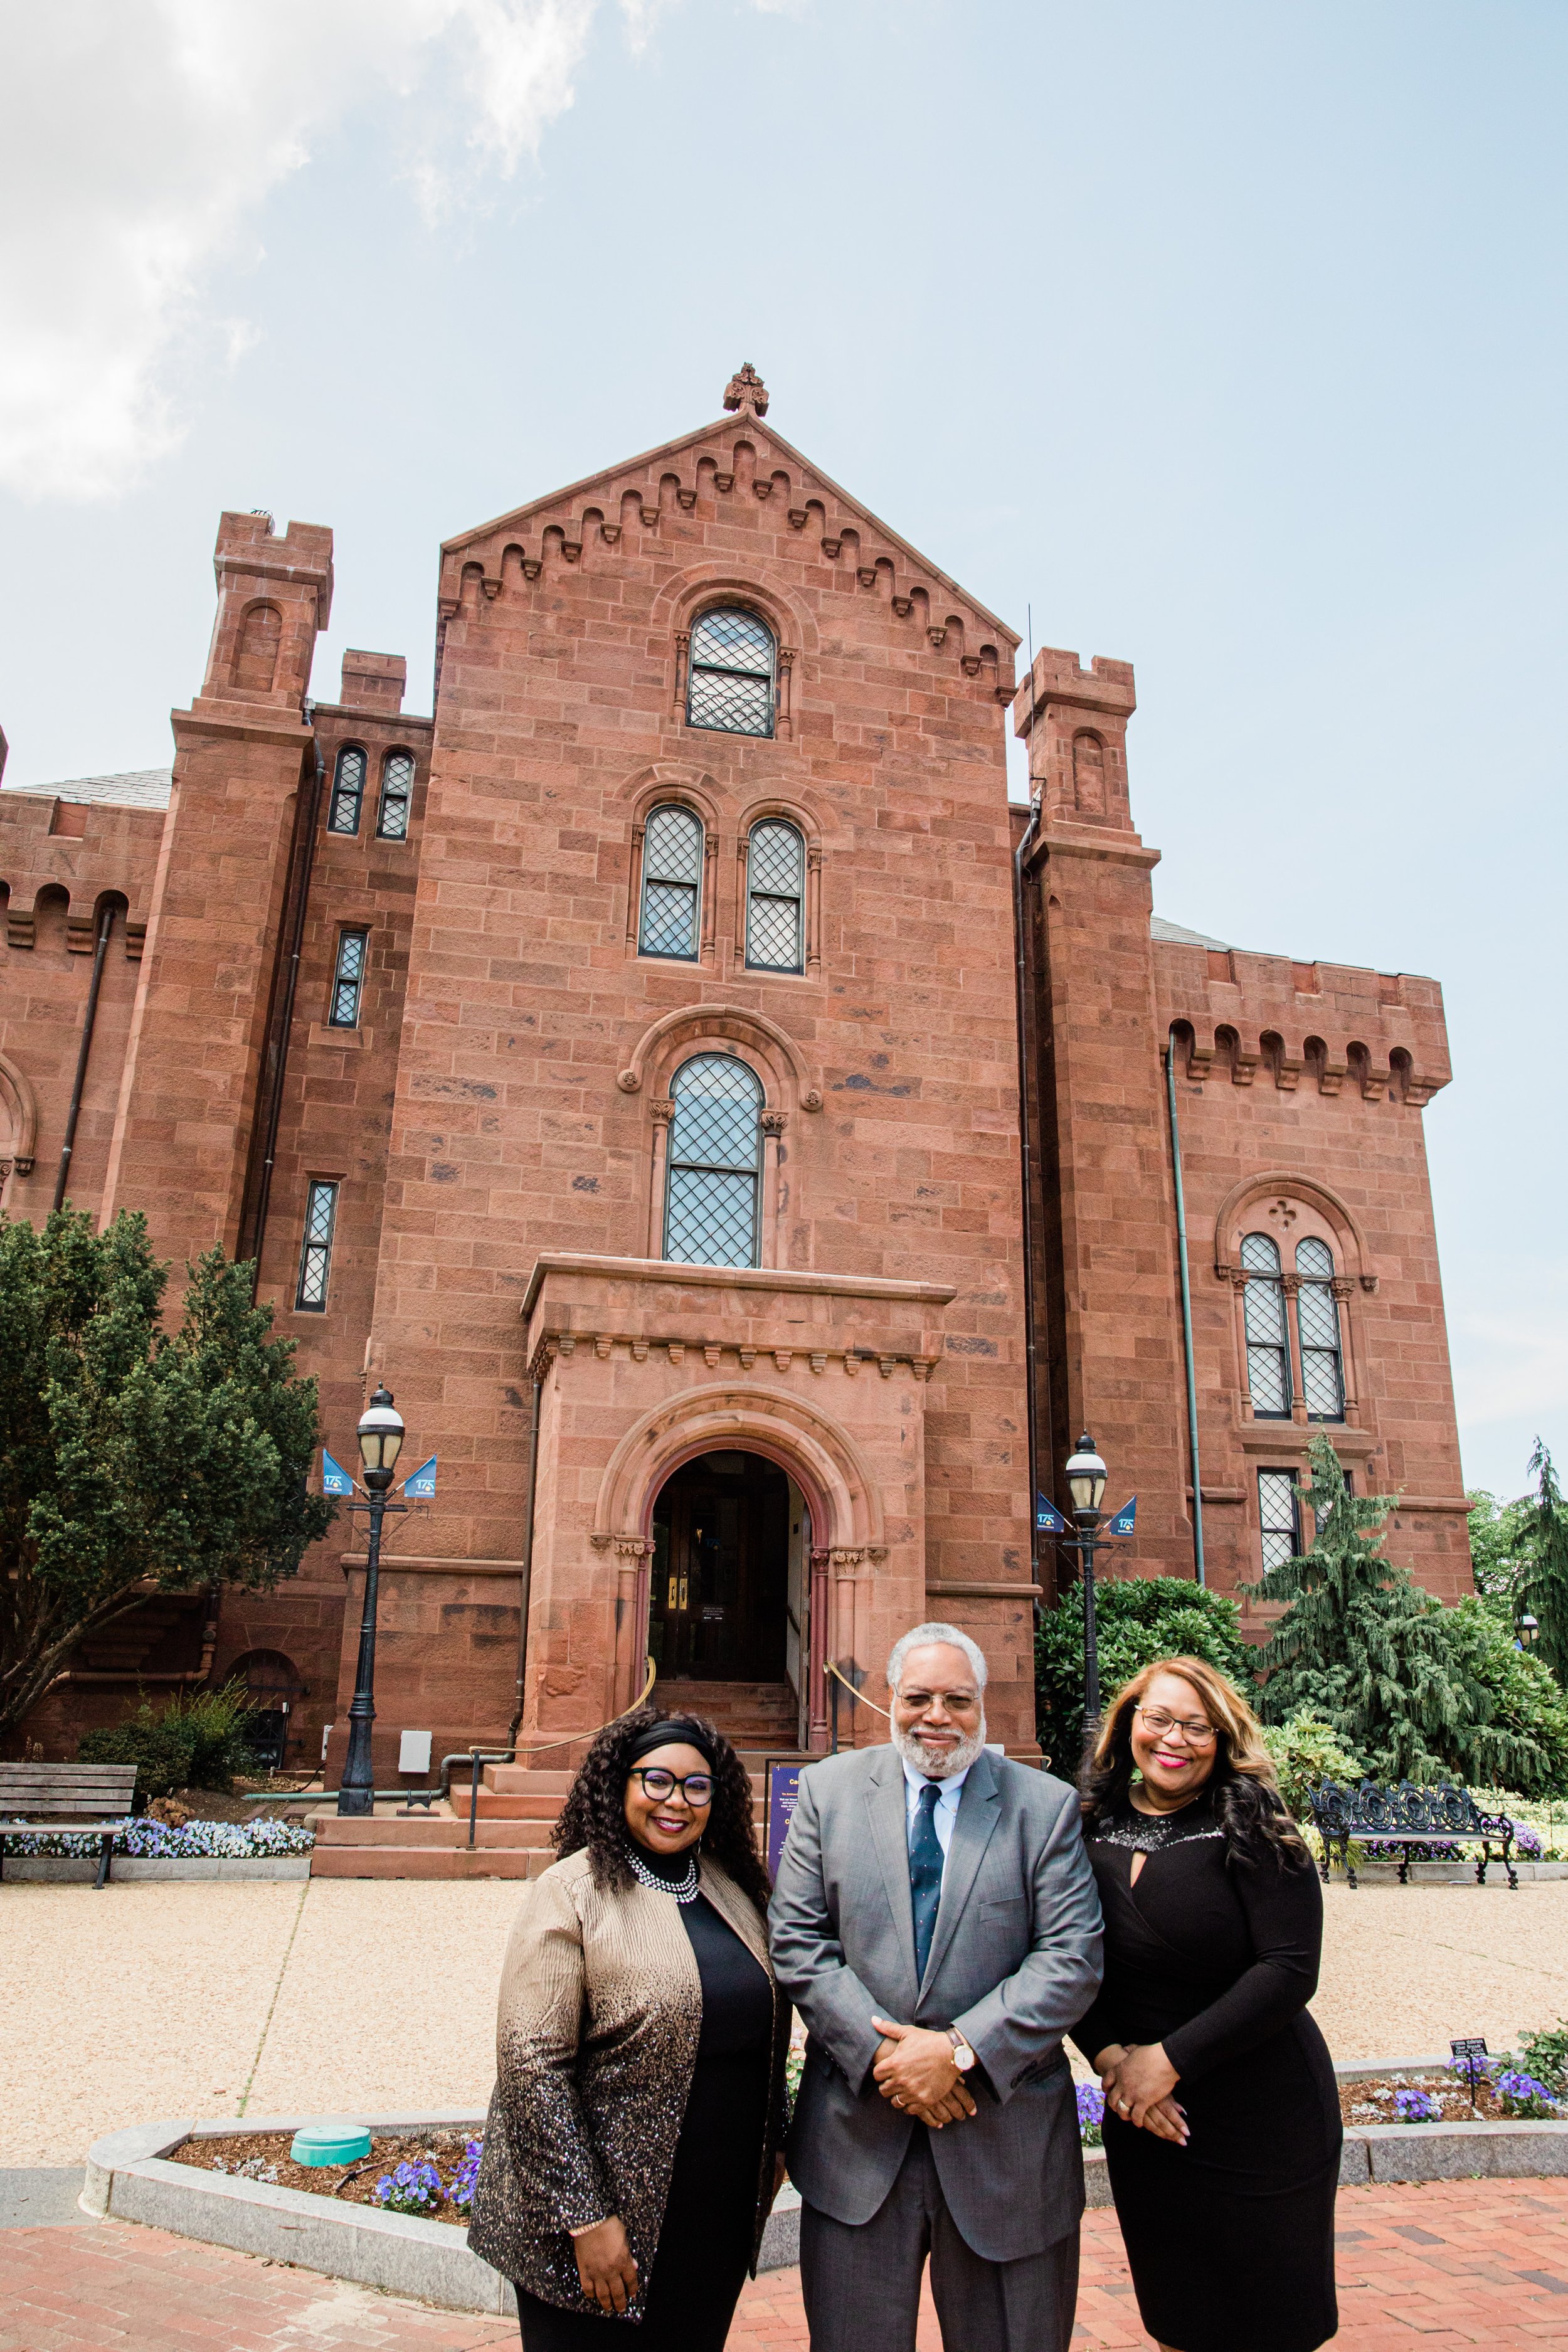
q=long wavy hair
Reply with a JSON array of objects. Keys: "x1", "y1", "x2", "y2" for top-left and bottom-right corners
[
  {"x1": 552, "y1": 1703, "x2": 771, "y2": 1911},
  {"x1": 1081, "y1": 1655, "x2": 1311, "y2": 1870}
]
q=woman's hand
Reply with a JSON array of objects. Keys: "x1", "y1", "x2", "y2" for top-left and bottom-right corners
[
  {"x1": 570, "y1": 2216, "x2": 639, "y2": 2313},
  {"x1": 1101, "y1": 2042, "x2": 1182, "y2": 2132},
  {"x1": 1138, "y1": 2092, "x2": 1190, "y2": 2146}
]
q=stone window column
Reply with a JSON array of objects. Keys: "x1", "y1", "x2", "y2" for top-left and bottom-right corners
[
  {"x1": 760, "y1": 1109, "x2": 788, "y2": 1266},
  {"x1": 647, "y1": 1098, "x2": 674, "y2": 1256}
]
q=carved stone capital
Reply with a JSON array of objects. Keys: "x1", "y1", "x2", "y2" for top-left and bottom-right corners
[
  {"x1": 1329, "y1": 1278, "x2": 1355, "y2": 1301},
  {"x1": 649, "y1": 1096, "x2": 675, "y2": 1126},
  {"x1": 760, "y1": 1110, "x2": 788, "y2": 1137}
]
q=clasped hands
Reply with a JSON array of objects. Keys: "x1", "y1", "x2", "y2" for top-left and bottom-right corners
[
  {"x1": 1095, "y1": 2040, "x2": 1188, "y2": 2146},
  {"x1": 871, "y1": 2015, "x2": 977, "y2": 2127}
]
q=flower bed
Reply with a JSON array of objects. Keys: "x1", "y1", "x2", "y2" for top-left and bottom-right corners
[
  {"x1": 1342, "y1": 2062, "x2": 1563, "y2": 2127},
  {"x1": 0, "y1": 1816, "x2": 314, "y2": 1860},
  {"x1": 171, "y1": 2130, "x2": 479, "y2": 2223}
]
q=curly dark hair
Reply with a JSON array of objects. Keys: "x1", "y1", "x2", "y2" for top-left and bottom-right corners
[
  {"x1": 1079, "y1": 1655, "x2": 1311, "y2": 1872},
  {"x1": 552, "y1": 1703, "x2": 771, "y2": 1911}
]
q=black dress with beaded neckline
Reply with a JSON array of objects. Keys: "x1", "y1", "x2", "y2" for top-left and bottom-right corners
[{"x1": 1072, "y1": 1786, "x2": 1341, "y2": 2352}]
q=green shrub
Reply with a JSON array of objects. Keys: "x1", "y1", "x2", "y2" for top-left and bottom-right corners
[
  {"x1": 1259, "y1": 1711, "x2": 1367, "y2": 1816},
  {"x1": 1517, "y1": 2019, "x2": 1568, "y2": 2097},
  {"x1": 77, "y1": 1682, "x2": 261, "y2": 1808},
  {"x1": 1035, "y1": 1575, "x2": 1257, "y2": 1776}
]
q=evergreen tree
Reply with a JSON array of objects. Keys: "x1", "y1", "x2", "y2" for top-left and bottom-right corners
[
  {"x1": 1520, "y1": 1438, "x2": 1568, "y2": 1686},
  {"x1": 0, "y1": 1209, "x2": 336, "y2": 1737},
  {"x1": 1247, "y1": 1437, "x2": 1539, "y2": 1786},
  {"x1": 1035, "y1": 1574, "x2": 1255, "y2": 1774},
  {"x1": 1466, "y1": 1487, "x2": 1535, "y2": 1604}
]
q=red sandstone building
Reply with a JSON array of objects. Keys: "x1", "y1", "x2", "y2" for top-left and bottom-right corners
[{"x1": 0, "y1": 368, "x2": 1470, "y2": 1781}]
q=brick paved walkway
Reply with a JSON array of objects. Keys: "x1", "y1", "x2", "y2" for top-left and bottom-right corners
[{"x1": 3, "y1": 2180, "x2": 1567, "y2": 2349}]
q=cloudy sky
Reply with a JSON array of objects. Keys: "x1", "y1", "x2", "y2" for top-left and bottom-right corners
[{"x1": 1, "y1": 1, "x2": 1563, "y2": 1500}]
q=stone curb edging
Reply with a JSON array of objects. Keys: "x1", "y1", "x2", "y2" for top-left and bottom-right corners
[
  {"x1": 4, "y1": 1856, "x2": 311, "y2": 1883},
  {"x1": 82, "y1": 2112, "x2": 800, "y2": 2316}
]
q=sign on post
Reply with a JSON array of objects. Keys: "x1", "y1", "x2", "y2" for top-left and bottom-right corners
[
  {"x1": 766, "y1": 1761, "x2": 802, "y2": 1880},
  {"x1": 1107, "y1": 1496, "x2": 1138, "y2": 1538},
  {"x1": 322, "y1": 1451, "x2": 355, "y2": 1496},
  {"x1": 1036, "y1": 1493, "x2": 1069, "y2": 1535},
  {"x1": 403, "y1": 1455, "x2": 438, "y2": 1498},
  {"x1": 1450, "y1": 2035, "x2": 1488, "y2": 2102}
]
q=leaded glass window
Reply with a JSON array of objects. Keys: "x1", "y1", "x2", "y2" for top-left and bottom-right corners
[
  {"x1": 1296, "y1": 1236, "x2": 1345, "y2": 1421},
  {"x1": 664, "y1": 1054, "x2": 762, "y2": 1268},
  {"x1": 686, "y1": 608, "x2": 775, "y2": 738},
  {"x1": 1258, "y1": 1470, "x2": 1299, "y2": 1573},
  {"x1": 329, "y1": 930, "x2": 368, "y2": 1027},
  {"x1": 376, "y1": 750, "x2": 415, "y2": 840},
  {"x1": 328, "y1": 747, "x2": 365, "y2": 835},
  {"x1": 639, "y1": 804, "x2": 704, "y2": 960},
  {"x1": 1241, "y1": 1232, "x2": 1291, "y2": 1417},
  {"x1": 745, "y1": 820, "x2": 805, "y2": 972},
  {"x1": 295, "y1": 1180, "x2": 339, "y2": 1311}
]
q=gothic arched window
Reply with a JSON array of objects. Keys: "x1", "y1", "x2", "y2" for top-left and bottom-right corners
[
  {"x1": 744, "y1": 819, "x2": 805, "y2": 972},
  {"x1": 686, "y1": 608, "x2": 775, "y2": 738},
  {"x1": 664, "y1": 1054, "x2": 762, "y2": 1268},
  {"x1": 376, "y1": 750, "x2": 415, "y2": 840},
  {"x1": 1295, "y1": 1236, "x2": 1345, "y2": 1421},
  {"x1": 1241, "y1": 1232, "x2": 1291, "y2": 1417},
  {"x1": 639, "y1": 805, "x2": 704, "y2": 960},
  {"x1": 327, "y1": 746, "x2": 366, "y2": 835}
]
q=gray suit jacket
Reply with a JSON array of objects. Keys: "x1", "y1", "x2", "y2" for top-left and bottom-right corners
[{"x1": 768, "y1": 1744, "x2": 1103, "y2": 2262}]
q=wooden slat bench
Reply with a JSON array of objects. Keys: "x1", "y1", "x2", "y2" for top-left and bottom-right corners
[{"x1": 0, "y1": 1763, "x2": 140, "y2": 1888}]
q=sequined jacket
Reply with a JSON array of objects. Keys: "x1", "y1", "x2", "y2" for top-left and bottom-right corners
[{"x1": 467, "y1": 1848, "x2": 789, "y2": 2314}]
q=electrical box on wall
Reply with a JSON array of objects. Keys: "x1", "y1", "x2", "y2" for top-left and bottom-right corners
[{"x1": 398, "y1": 1730, "x2": 433, "y2": 1774}]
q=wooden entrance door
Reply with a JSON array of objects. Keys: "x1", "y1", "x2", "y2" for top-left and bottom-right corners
[{"x1": 648, "y1": 1452, "x2": 788, "y2": 1682}]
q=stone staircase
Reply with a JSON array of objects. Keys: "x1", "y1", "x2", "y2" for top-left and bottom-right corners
[{"x1": 310, "y1": 1687, "x2": 811, "y2": 1879}]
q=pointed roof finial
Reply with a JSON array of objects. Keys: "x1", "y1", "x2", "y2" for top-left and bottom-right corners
[{"x1": 723, "y1": 363, "x2": 769, "y2": 417}]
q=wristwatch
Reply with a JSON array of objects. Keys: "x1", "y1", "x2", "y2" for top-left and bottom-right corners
[{"x1": 946, "y1": 2029, "x2": 977, "y2": 2074}]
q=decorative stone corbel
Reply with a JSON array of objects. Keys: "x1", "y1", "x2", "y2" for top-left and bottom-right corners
[
  {"x1": 788, "y1": 509, "x2": 808, "y2": 530},
  {"x1": 521, "y1": 557, "x2": 542, "y2": 581},
  {"x1": 821, "y1": 535, "x2": 842, "y2": 558},
  {"x1": 892, "y1": 595, "x2": 913, "y2": 617}
]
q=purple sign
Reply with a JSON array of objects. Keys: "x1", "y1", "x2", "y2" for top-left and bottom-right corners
[{"x1": 767, "y1": 1762, "x2": 802, "y2": 1880}]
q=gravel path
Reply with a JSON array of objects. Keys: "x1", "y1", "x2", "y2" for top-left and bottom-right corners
[{"x1": 3, "y1": 1875, "x2": 1567, "y2": 2166}]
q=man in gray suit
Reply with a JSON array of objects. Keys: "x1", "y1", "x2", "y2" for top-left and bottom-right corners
[{"x1": 768, "y1": 1621, "x2": 1103, "y2": 2352}]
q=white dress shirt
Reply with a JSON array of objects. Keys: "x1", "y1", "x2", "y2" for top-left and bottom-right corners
[{"x1": 902, "y1": 1754, "x2": 972, "y2": 1872}]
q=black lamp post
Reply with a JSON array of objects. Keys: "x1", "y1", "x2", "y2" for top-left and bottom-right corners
[
  {"x1": 1065, "y1": 1432, "x2": 1110, "y2": 1727},
  {"x1": 1520, "y1": 1613, "x2": 1540, "y2": 1651},
  {"x1": 337, "y1": 1387, "x2": 406, "y2": 1817}
]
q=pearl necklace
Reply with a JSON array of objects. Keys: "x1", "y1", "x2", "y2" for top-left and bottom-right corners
[{"x1": 626, "y1": 1843, "x2": 701, "y2": 1902}]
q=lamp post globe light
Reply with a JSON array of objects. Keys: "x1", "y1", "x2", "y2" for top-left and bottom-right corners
[
  {"x1": 338, "y1": 1386, "x2": 406, "y2": 1816},
  {"x1": 1520, "y1": 1613, "x2": 1540, "y2": 1651},
  {"x1": 1064, "y1": 1433, "x2": 1109, "y2": 1731}
]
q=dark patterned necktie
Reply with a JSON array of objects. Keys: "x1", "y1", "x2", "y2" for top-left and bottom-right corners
[{"x1": 909, "y1": 1780, "x2": 944, "y2": 1983}]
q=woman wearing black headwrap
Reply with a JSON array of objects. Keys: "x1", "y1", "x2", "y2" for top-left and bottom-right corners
[{"x1": 469, "y1": 1705, "x2": 788, "y2": 2351}]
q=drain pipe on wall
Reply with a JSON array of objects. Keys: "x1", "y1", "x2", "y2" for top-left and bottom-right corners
[
  {"x1": 506, "y1": 1372, "x2": 544, "y2": 1751},
  {"x1": 1012, "y1": 793, "x2": 1044, "y2": 1619},
  {"x1": 241, "y1": 731, "x2": 325, "y2": 1279},
  {"x1": 1164, "y1": 1030, "x2": 1205, "y2": 1586},
  {"x1": 52, "y1": 899, "x2": 117, "y2": 1212}
]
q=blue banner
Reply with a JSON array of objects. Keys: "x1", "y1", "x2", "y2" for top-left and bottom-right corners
[
  {"x1": 1107, "y1": 1496, "x2": 1137, "y2": 1538},
  {"x1": 766, "y1": 1762, "x2": 802, "y2": 1880},
  {"x1": 1036, "y1": 1493, "x2": 1069, "y2": 1536},
  {"x1": 322, "y1": 1451, "x2": 355, "y2": 1497},
  {"x1": 403, "y1": 1454, "x2": 438, "y2": 1498}
]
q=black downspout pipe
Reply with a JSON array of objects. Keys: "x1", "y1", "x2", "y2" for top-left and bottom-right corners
[
  {"x1": 241, "y1": 729, "x2": 324, "y2": 1285},
  {"x1": 52, "y1": 899, "x2": 115, "y2": 1212},
  {"x1": 1165, "y1": 1031, "x2": 1206, "y2": 1586},
  {"x1": 506, "y1": 1374, "x2": 544, "y2": 1750},
  {"x1": 1012, "y1": 797, "x2": 1043, "y2": 1621}
]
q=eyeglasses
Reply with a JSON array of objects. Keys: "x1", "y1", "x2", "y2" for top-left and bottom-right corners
[
  {"x1": 630, "y1": 1767, "x2": 714, "y2": 1804},
  {"x1": 1134, "y1": 1705, "x2": 1217, "y2": 1747}
]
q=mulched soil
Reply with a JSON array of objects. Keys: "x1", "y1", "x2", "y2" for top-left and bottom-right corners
[
  {"x1": 1340, "y1": 2071, "x2": 1534, "y2": 2125},
  {"x1": 169, "y1": 2129, "x2": 477, "y2": 2224}
]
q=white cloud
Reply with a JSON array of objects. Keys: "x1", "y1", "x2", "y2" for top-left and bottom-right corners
[{"x1": 0, "y1": 1, "x2": 598, "y2": 501}]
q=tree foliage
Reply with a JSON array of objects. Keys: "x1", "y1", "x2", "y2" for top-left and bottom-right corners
[
  {"x1": 78, "y1": 1682, "x2": 263, "y2": 1806},
  {"x1": 1258, "y1": 1711, "x2": 1367, "y2": 1815},
  {"x1": 1466, "y1": 1487, "x2": 1536, "y2": 1604},
  {"x1": 1249, "y1": 1437, "x2": 1549, "y2": 1788},
  {"x1": 1035, "y1": 1572, "x2": 1256, "y2": 1775},
  {"x1": 1520, "y1": 1438, "x2": 1568, "y2": 1687},
  {"x1": 0, "y1": 1209, "x2": 336, "y2": 1736}
]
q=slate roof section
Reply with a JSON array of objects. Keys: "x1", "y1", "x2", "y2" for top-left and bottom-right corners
[
  {"x1": 1150, "y1": 914, "x2": 1232, "y2": 951},
  {"x1": 1, "y1": 768, "x2": 173, "y2": 811}
]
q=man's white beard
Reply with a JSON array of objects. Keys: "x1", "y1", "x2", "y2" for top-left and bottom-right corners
[{"x1": 891, "y1": 1717, "x2": 988, "y2": 1779}]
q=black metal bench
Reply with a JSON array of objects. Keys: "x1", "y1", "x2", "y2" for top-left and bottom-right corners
[
  {"x1": 0, "y1": 1762, "x2": 140, "y2": 1888},
  {"x1": 1308, "y1": 1778, "x2": 1517, "y2": 1890}
]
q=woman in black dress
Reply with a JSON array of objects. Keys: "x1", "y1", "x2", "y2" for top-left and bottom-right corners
[
  {"x1": 468, "y1": 1707, "x2": 788, "y2": 2350},
  {"x1": 1071, "y1": 1657, "x2": 1340, "y2": 2352}
]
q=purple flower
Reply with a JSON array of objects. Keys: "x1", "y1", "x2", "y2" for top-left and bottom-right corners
[
  {"x1": 371, "y1": 2159, "x2": 445, "y2": 2215},
  {"x1": 1076, "y1": 2082, "x2": 1105, "y2": 2146},
  {"x1": 1493, "y1": 2070, "x2": 1559, "y2": 2119},
  {"x1": 449, "y1": 2137, "x2": 483, "y2": 2215},
  {"x1": 1394, "y1": 2087, "x2": 1439, "y2": 2124}
]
